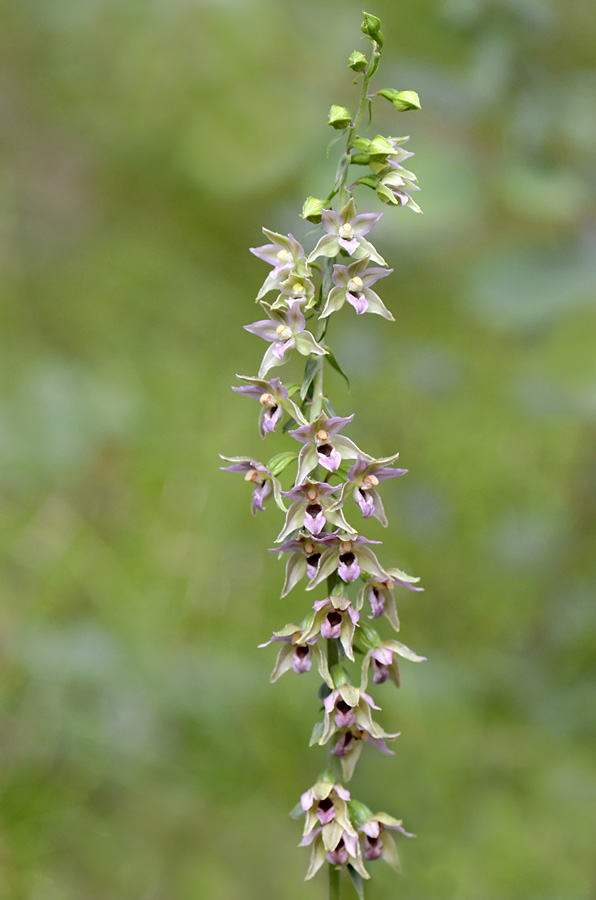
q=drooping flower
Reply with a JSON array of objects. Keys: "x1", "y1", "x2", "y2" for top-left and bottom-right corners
[
  {"x1": 308, "y1": 198, "x2": 387, "y2": 265},
  {"x1": 289, "y1": 412, "x2": 371, "y2": 482},
  {"x1": 300, "y1": 825, "x2": 369, "y2": 880},
  {"x1": 270, "y1": 272, "x2": 317, "y2": 310},
  {"x1": 357, "y1": 568, "x2": 423, "y2": 629},
  {"x1": 360, "y1": 638, "x2": 426, "y2": 689},
  {"x1": 310, "y1": 684, "x2": 398, "y2": 780},
  {"x1": 376, "y1": 169, "x2": 422, "y2": 212},
  {"x1": 250, "y1": 229, "x2": 310, "y2": 300},
  {"x1": 219, "y1": 455, "x2": 285, "y2": 515},
  {"x1": 244, "y1": 303, "x2": 326, "y2": 378},
  {"x1": 306, "y1": 532, "x2": 390, "y2": 589},
  {"x1": 342, "y1": 454, "x2": 407, "y2": 525},
  {"x1": 348, "y1": 801, "x2": 414, "y2": 869},
  {"x1": 275, "y1": 480, "x2": 354, "y2": 543},
  {"x1": 300, "y1": 594, "x2": 359, "y2": 661},
  {"x1": 321, "y1": 257, "x2": 394, "y2": 319},
  {"x1": 232, "y1": 374, "x2": 306, "y2": 437},
  {"x1": 368, "y1": 135, "x2": 416, "y2": 178},
  {"x1": 300, "y1": 779, "x2": 355, "y2": 836},
  {"x1": 258, "y1": 623, "x2": 331, "y2": 685},
  {"x1": 272, "y1": 532, "x2": 338, "y2": 597}
]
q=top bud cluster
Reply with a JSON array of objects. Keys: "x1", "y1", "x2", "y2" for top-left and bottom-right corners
[{"x1": 222, "y1": 13, "x2": 425, "y2": 891}]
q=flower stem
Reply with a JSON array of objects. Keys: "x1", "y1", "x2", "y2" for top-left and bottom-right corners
[
  {"x1": 338, "y1": 48, "x2": 382, "y2": 206},
  {"x1": 329, "y1": 862, "x2": 341, "y2": 900}
]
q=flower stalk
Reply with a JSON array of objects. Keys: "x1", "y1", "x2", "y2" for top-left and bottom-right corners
[{"x1": 222, "y1": 12, "x2": 425, "y2": 897}]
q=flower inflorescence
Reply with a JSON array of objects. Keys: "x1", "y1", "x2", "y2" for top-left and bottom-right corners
[{"x1": 222, "y1": 12, "x2": 425, "y2": 893}]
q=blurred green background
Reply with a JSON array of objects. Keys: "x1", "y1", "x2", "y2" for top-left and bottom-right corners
[{"x1": 2, "y1": 0, "x2": 596, "y2": 897}]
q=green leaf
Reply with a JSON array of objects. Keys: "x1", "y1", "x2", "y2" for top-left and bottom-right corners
[
  {"x1": 326, "y1": 349, "x2": 351, "y2": 389},
  {"x1": 300, "y1": 356, "x2": 323, "y2": 402},
  {"x1": 347, "y1": 865, "x2": 365, "y2": 899},
  {"x1": 266, "y1": 451, "x2": 298, "y2": 477}
]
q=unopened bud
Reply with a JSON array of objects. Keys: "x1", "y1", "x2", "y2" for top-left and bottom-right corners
[
  {"x1": 301, "y1": 196, "x2": 325, "y2": 223},
  {"x1": 328, "y1": 104, "x2": 352, "y2": 130},
  {"x1": 377, "y1": 89, "x2": 421, "y2": 111},
  {"x1": 348, "y1": 50, "x2": 368, "y2": 72},
  {"x1": 361, "y1": 11, "x2": 384, "y2": 47}
]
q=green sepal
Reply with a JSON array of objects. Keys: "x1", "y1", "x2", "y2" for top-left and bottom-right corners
[
  {"x1": 284, "y1": 382, "x2": 301, "y2": 398},
  {"x1": 368, "y1": 134, "x2": 396, "y2": 158},
  {"x1": 325, "y1": 348, "x2": 351, "y2": 389},
  {"x1": 348, "y1": 50, "x2": 368, "y2": 72},
  {"x1": 347, "y1": 865, "x2": 365, "y2": 899},
  {"x1": 328, "y1": 105, "x2": 352, "y2": 130},
  {"x1": 300, "y1": 355, "x2": 323, "y2": 402},
  {"x1": 301, "y1": 196, "x2": 325, "y2": 223},
  {"x1": 352, "y1": 136, "x2": 372, "y2": 152},
  {"x1": 377, "y1": 89, "x2": 421, "y2": 111},
  {"x1": 309, "y1": 721, "x2": 325, "y2": 746},
  {"x1": 350, "y1": 152, "x2": 371, "y2": 165},
  {"x1": 266, "y1": 450, "x2": 298, "y2": 477},
  {"x1": 289, "y1": 801, "x2": 306, "y2": 820}
]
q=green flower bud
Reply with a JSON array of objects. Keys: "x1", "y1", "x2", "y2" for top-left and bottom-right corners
[
  {"x1": 361, "y1": 11, "x2": 384, "y2": 47},
  {"x1": 327, "y1": 104, "x2": 352, "y2": 130},
  {"x1": 347, "y1": 50, "x2": 368, "y2": 72},
  {"x1": 301, "y1": 196, "x2": 325, "y2": 223},
  {"x1": 377, "y1": 89, "x2": 422, "y2": 111}
]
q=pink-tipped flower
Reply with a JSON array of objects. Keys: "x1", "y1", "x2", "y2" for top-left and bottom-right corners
[
  {"x1": 275, "y1": 480, "x2": 354, "y2": 543},
  {"x1": 343, "y1": 454, "x2": 408, "y2": 526},
  {"x1": 357, "y1": 567, "x2": 423, "y2": 630},
  {"x1": 321, "y1": 257, "x2": 394, "y2": 320},
  {"x1": 306, "y1": 532, "x2": 390, "y2": 590},
  {"x1": 219, "y1": 455, "x2": 285, "y2": 515},
  {"x1": 308, "y1": 198, "x2": 387, "y2": 265},
  {"x1": 289, "y1": 412, "x2": 371, "y2": 482},
  {"x1": 232, "y1": 374, "x2": 306, "y2": 437}
]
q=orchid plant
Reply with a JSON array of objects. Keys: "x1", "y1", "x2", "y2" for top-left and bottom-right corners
[{"x1": 222, "y1": 13, "x2": 425, "y2": 899}]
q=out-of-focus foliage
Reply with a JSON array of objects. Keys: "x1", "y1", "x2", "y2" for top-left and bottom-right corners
[{"x1": 1, "y1": 0, "x2": 596, "y2": 898}]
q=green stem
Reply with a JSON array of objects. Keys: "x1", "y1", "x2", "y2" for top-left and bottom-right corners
[
  {"x1": 338, "y1": 47, "x2": 382, "y2": 206},
  {"x1": 329, "y1": 863, "x2": 341, "y2": 900}
]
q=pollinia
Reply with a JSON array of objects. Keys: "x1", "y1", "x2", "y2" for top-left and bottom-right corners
[{"x1": 222, "y1": 13, "x2": 425, "y2": 898}]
